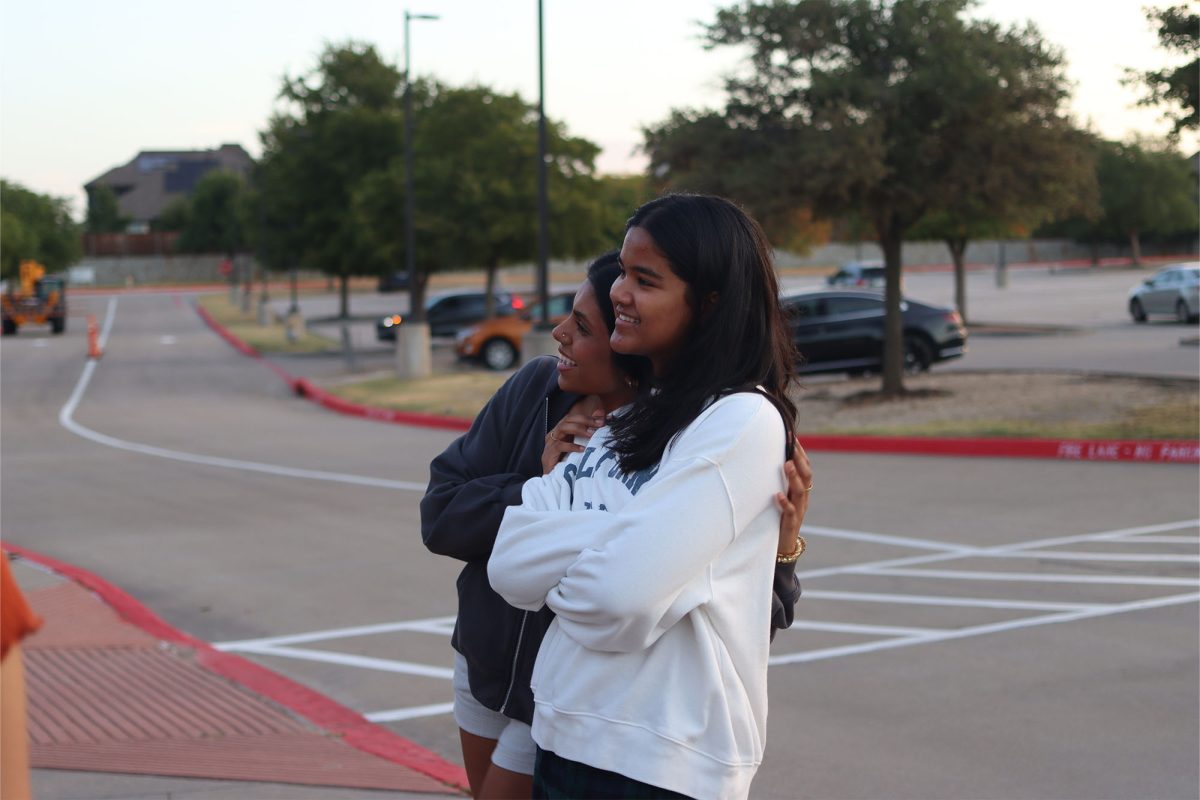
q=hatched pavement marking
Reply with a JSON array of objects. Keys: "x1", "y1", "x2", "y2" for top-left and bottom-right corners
[{"x1": 215, "y1": 518, "x2": 1199, "y2": 722}]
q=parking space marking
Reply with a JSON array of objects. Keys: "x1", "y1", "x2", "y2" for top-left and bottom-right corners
[
  {"x1": 801, "y1": 589, "x2": 1103, "y2": 612},
  {"x1": 988, "y1": 551, "x2": 1198, "y2": 562},
  {"x1": 1109, "y1": 535, "x2": 1199, "y2": 544},
  {"x1": 366, "y1": 703, "x2": 456, "y2": 723},
  {"x1": 228, "y1": 643, "x2": 455, "y2": 679},
  {"x1": 799, "y1": 519, "x2": 1200, "y2": 581},
  {"x1": 213, "y1": 519, "x2": 1198, "y2": 723},
  {"x1": 767, "y1": 590, "x2": 1200, "y2": 666},
  {"x1": 799, "y1": 524, "x2": 979, "y2": 554},
  {"x1": 215, "y1": 616, "x2": 457, "y2": 650},
  {"x1": 861, "y1": 567, "x2": 1200, "y2": 586},
  {"x1": 787, "y1": 621, "x2": 944, "y2": 637}
]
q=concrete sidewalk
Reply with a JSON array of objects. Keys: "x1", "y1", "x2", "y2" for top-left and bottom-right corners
[{"x1": 4, "y1": 550, "x2": 468, "y2": 799}]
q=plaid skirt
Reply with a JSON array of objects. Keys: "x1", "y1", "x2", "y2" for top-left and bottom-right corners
[{"x1": 532, "y1": 747, "x2": 694, "y2": 800}]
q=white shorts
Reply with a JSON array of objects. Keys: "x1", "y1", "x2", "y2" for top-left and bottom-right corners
[{"x1": 452, "y1": 652, "x2": 536, "y2": 776}]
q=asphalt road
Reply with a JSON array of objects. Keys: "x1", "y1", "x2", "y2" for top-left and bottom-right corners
[{"x1": 2, "y1": 276, "x2": 1198, "y2": 800}]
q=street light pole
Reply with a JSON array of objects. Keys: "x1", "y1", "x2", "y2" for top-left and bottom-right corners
[
  {"x1": 535, "y1": 0, "x2": 550, "y2": 329},
  {"x1": 521, "y1": 0, "x2": 560, "y2": 363},
  {"x1": 404, "y1": 11, "x2": 438, "y2": 301},
  {"x1": 397, "y1": 10, "x2": 439, "y2": 380}
]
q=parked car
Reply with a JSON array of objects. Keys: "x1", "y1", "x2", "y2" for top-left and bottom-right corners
[
  {"x1": 376, "y1": 291, "x2": 521, "y2": 341},
  {"x1": 1127, "y1": 262, "x2": 1200, "y2": 323},
  {"x1": 456, "y1": 291, "x2": 575, "y2": 370},
  {"x1": 782, "y1": 289, "x2": 967, "y2": 375},
  {"x1": 826, "y1": 260, "x2": 886, "y2": 288},
  {"x1": 377, "y1": 270, "x2": 410, "y2": 293}
]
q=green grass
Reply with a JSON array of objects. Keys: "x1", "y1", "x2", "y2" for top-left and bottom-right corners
[
  {"x1": 327, "y1": 372, "x2": 509, "y2": 419},
  {"x1": 321, "y1": 373, "x2": 1200, "y2": 439},
  {"x1": 197, "y1": 294, "x2": 337, "y2": 354},
  {"x1": 810, "y1": 398, "x2": 1199, "y2": 440}
]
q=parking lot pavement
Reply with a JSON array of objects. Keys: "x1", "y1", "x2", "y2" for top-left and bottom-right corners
[{"x1": 211, "y1": 516, "x2": 1199, "y2": 722}]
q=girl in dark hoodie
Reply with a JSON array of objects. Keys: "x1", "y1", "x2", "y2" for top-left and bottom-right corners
[{"x1": 421, "y1": 251, "x2": 812, "y2": 799}]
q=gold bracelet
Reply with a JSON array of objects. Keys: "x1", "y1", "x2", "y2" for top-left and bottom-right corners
[{"x1": 776, "y1": 535, "x2": 807, "y2": 564}]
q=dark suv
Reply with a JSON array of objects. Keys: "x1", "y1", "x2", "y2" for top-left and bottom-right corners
[
  {"x1": 783, "y1": 290, "x2": 967, "y2": 374},
  {"x1": 377, "y1": 291, "x2": 521, "y2": 340}
]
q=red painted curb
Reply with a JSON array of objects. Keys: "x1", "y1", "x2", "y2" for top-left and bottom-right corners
[
  {"x1": 797, "y1": 434, "x2": 1199, "y2": 463},
  {"x1": 294, "y1": 378, "x2": 471, "y2": 432},
  {"x1": 194, "y1": 304, "x2": 261, "y2": 359},
  {"x1": 191, "y1": 298, "x2": 1198, "y2": 463},
  {"x1": 192, "y1": 301, "x2": 470, "y2": 431},
  {"x1": 1, "y1": 541, "x2": 470, "y2": 792}
]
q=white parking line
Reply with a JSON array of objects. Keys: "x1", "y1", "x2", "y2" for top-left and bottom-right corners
[
  {"x1": 984, "y1": 550, "x2": 1199, "y2": 563},
  {"x1": 225, "y1": 519, "x2": 1200, "y2": 724},
  {"x1": 215, "y1": 616, "x2": 457, "y2": 650},
  {"x1": 801, "y1": 519, "x2": 1200, "y2": 581},
  {"x1": 768, "y1": 591, "x2": 1200, "y2": 666},
  {"x1": 786, "y1": 620, "x2": 943, "y2": 637},
  {"x1": 1109, "y1": 535, "x2": 1199, "y2": 545},
  {"x1": 230, "y1": 643, "x2": 454, "y2": 679},
  {"x1": 801, "y1": 589, "x2": 1103, "y2": 612},
  {"x1": 801, "y1": 524, "x2": 979, "y2": 554},
  {"x1": 861, "y1": 567, "x2": 1200, "y2": 586},
  {"x1": 366, "y1": 703, "x2": 456, "y2": 722}
]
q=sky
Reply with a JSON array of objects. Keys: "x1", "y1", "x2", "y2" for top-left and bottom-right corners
[{"x1": 1, "y1": 0, "x2": 1194, "y2": 219}]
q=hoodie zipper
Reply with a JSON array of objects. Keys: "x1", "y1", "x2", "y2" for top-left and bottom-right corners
[{"x1": 499, "y1": 396, "x2": 551, "y2": 714}]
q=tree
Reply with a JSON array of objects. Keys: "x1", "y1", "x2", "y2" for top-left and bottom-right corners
[
  {"x1": 1094, "y1": 138, "x2": 1197, "y2": 266},
  {"x1": 176, "y1": 171, "x2": 250, "y2": 255},
  {"x1": 85, "y1": 183, "x2": 128, "y2": 233},
  {"x1": 257, "y1": 42, "x2": 405, "y2": 319},
  {"x1": 151, "y1": 196, "x2": 191, "y2": 233},
  {"x1": 908, "y1": 112, "x2": 1098, "y2": 322},
  {"x1": 642, "y1": 109, "x2": 827, "y2": 251},
  {"x1": 594, "y1": 174, "x2": 654, "y2": 239},
  {"x1": 0, "y1": 180, "x2": 82, "y2": 278},
  {"x1": 351, "y1": 83, "x2": 617, "y2": 317},
  {"x1": 649, "y1": 0, "x2": 1087, "y2": 395},
  {"x1": 1124, "y1": 4, "x2": 1199, "y2": 139}
]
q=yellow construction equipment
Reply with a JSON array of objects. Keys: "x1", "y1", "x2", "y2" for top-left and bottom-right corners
[{"x1": 2, "y1": 260, "x2": 67, "y2": 335}]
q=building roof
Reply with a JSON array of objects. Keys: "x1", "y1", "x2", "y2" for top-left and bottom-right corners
[{"x1": 85, "y1": 144, "x2": 253, "y2": 225}]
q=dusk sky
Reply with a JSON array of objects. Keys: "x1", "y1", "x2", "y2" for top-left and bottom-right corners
[{"x1": 1, "y1": 0, "x2": 1194, "y2": 217}]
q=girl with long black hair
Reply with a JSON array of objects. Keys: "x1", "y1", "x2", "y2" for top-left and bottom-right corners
[
  {"x1": 489, "y1": 194, "x2": 802, "y2": 800},
  {"x1": 424, "y1": 246, "x2": 810, "y2": 799}
]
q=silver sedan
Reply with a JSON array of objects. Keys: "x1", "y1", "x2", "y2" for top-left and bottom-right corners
[{"x1": 1128, "y1": 262, "x2": 1199, "y2": 323}]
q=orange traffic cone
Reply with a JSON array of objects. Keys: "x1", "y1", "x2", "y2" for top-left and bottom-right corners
[{"x1": 86, "y1": 315, "x2": 102, "y2": 360}]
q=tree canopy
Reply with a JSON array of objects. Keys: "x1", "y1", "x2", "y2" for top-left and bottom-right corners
[
  {"x1": 175, "y1": 171, "x2": 250, "y2": 256},
  {"x1": 257, "y1": 42, "x2": 626, "y2": 320},
  {"x1": 256, "y1": 42, "x2": 406, "y2": 318},
  {"x1": 352, "y1": 83, "x2": 620, "y2": 314},
  {"x1": 1124, "y1": 4, "x2": 1199, "y2": 139},
  {"x1": 1094, "y1": 138, "x2": 1197, "y2": 264},
  {"x1": 646, "y1": 0, "x2": 1089, "y2": 394},
  {"x1": 85, "y1": 183, "x2": 129, "y2": 234},
  {"x1": 1, "y1": 180, "x2": 82, "y2": 278}
]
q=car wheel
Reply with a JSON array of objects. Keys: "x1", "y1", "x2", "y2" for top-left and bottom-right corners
[
  {"x1": 1175, "y1": 299, "x2": 1194, "y2": 324},
  {"x1": 1130, "y1": 299, "x2": 1147, "y2": 323},
  {"x1": 903, "y1": 335, "x2": 933, "y2": 374},
  {"x1": 1, "y1": 319, "x2": 15, "y2": 336},
  {"x1": 50, "y1": 316, "x2": 65, "y2": 334},
  {"x1": 481, "y1": 338, "x2": 518, "y2": 370}
]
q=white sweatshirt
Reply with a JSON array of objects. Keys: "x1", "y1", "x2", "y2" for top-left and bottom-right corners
[{"x1": 488, "y1": 392, "x2": 785, "y2": 800}]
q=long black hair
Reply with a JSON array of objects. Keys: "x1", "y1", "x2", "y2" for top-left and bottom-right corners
[
  {"x1": 585, "y1": 250, "x2": 651, "y2": 385},
  {"x1": 607, "y1": 194, "x2": 797, "y2": 473}
]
